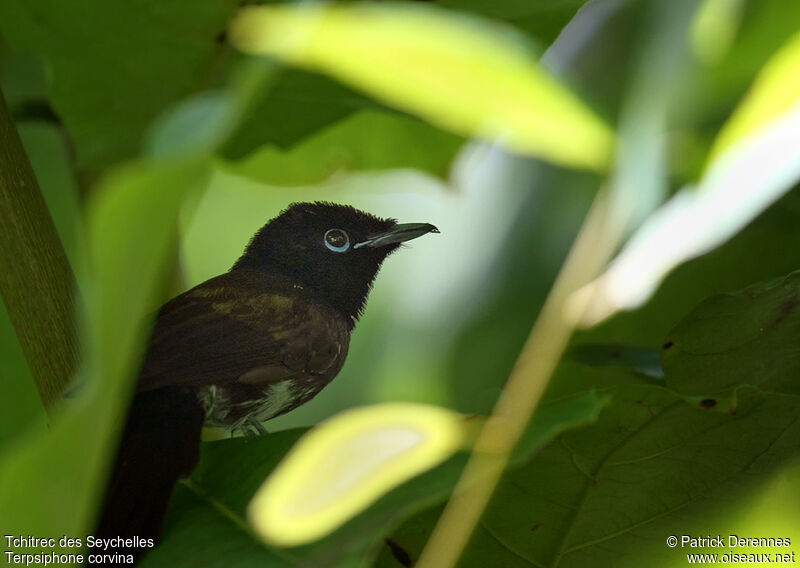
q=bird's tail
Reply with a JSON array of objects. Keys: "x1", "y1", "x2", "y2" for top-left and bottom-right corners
[{"x1": 94, "y1": 386, "x2": 204, "y2": 561}]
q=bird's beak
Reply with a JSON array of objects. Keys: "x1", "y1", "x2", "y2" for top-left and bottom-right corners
[{"x1": 354, "y1": 223, "x2": 440, "y2": 249}]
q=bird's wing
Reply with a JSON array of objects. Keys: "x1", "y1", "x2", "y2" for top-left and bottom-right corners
[{"x1": 136, "y1": 273, "x2": 348, "y2": 392}]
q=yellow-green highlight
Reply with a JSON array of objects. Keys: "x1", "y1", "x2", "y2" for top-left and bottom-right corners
[
  {"x1": 228, "y1": 4, "x2": 614, "y2": 172},
  {"x1": 707, "y1": 30, "x2": 800, "y2": 167},
  {"x1": 247, "y1": 402, "x2": 466, "y2": 546},
  {"x1": 690, "y1": 0, "x2": 744, "y2": 65}
]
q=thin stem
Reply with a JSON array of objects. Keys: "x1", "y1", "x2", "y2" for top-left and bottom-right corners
[
  {"x1": 0, "y1": 89, "x2": 78, "y2": 413},
  {"x1": 415, "y1": 188, "x2": 621, "y2": 568}
]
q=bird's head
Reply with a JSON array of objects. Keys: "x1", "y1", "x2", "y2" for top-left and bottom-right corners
[{"x1": 234, "y1": 202, "x2": 438, "y2": 321}]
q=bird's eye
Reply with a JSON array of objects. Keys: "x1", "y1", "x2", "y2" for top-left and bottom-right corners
[{"x1": 324, "y1": 229, "x2": 350, "y2": 253}]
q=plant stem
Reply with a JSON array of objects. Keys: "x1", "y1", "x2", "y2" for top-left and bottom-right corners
[
  {"x1": 415, "y1": 188, "x2": 621, "y2": 568},
  {"x1": 0, "y1": 90, "x2": 78, "y2": 413}
]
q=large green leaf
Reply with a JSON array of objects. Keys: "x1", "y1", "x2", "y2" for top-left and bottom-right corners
[
  {"x1": 663, "y1": 271, "x2": 800, "y2": 396},
  {"x1": 377, "y1": 383, "x2": 800, "y2": 568},
  {"x1": 139, "y1": 394, "x2": 606, "y2": 567}
]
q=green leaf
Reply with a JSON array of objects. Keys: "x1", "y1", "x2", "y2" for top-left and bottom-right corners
[
  {"x1": 229, "y1": 3, "x2": 614, "y2": 171},
  {"x1": 663, "y1": 271, "x2": 800, "y2": 396},
  {"x1": 0, "y1": 0, "x2": 236, "y2": 171},
  {"x1": 248, "y1": 403, "x2": 467, "y2": 547},
  {"x1": 379, "y1": 384, "x2": 800, "y2": 568},
  {"x1": 222, "y1": 109, "x2": 463, "y2": 186}
]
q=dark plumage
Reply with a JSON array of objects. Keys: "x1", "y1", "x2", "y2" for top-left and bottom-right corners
[{"x1": 95, "y1": 202, "x2": 438, "y2": 560}]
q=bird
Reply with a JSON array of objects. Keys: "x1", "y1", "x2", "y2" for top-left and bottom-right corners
[{"x1": 94, "y1": 201, "x2": 438, "y2": 561}]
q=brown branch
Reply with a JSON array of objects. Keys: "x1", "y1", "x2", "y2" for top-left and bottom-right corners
[{"x1": 0, "y1": 89, "x2": 78, "y2": 413}]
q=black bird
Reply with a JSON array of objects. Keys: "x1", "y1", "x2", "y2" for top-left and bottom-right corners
[{"x1": 96, "y1": 202, "x2": 438, "y2": 559}]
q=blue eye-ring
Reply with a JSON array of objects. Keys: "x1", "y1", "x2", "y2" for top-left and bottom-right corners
[{"x1": 324, "y1": 229, "x2": 350, "y2": 253}]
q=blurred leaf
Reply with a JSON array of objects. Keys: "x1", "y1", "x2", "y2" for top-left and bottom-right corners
[
  {"x1": 663, "y1": 270, "x2": 800, "y2": 396},
  {"x1": 229, "y1": 3, "x2": 614, "y2": 171},
  {"x1": 147, "y1": 91, "x2": 239, "y2": 159},
  {"x1": 379, "y1": 384, "x2": 800, "y2": 568},
  {"x1": 0, "y1": 159, "x2": 210, "y2": 553},
  {"x1": 144, "y1": 386, "x2": 605, "y2": 567},
  {"x1": 0, "y1": 0, "x2": 236, "y2": 171},
  {"x1": 145, "y1": 58, "x2": 276, "y2": 161},
  {"x1": 690, "y1": 0, "x2": 745, "y2": 65},
  {"x1": 223, "y1": 110, "x2": 463, "y2": 186},
  {"x1": 249, "y1": 403, "x2": 467, "y2": 547},
  {"x1": 220, "y1": 68, "x2": 381, "y2": 160},
  {"x1": 708, "y1": 29, "x2": 800, "y2": 164}
]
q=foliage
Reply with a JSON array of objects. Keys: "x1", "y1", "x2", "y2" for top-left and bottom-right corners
[{"x1": 1, "y1": 0, "x2": 800, "y2": 567}]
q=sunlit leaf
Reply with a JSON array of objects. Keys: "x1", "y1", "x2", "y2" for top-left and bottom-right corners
[
  {"x1": 248, "y1": 403, "x2": 467, "y2": 547},
  {"x1": 708, "y1": 29, "x2": 800, "y2": 164},
  {"x1": 228, "y1": 3, "x2": 614, "y2": 171}
]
